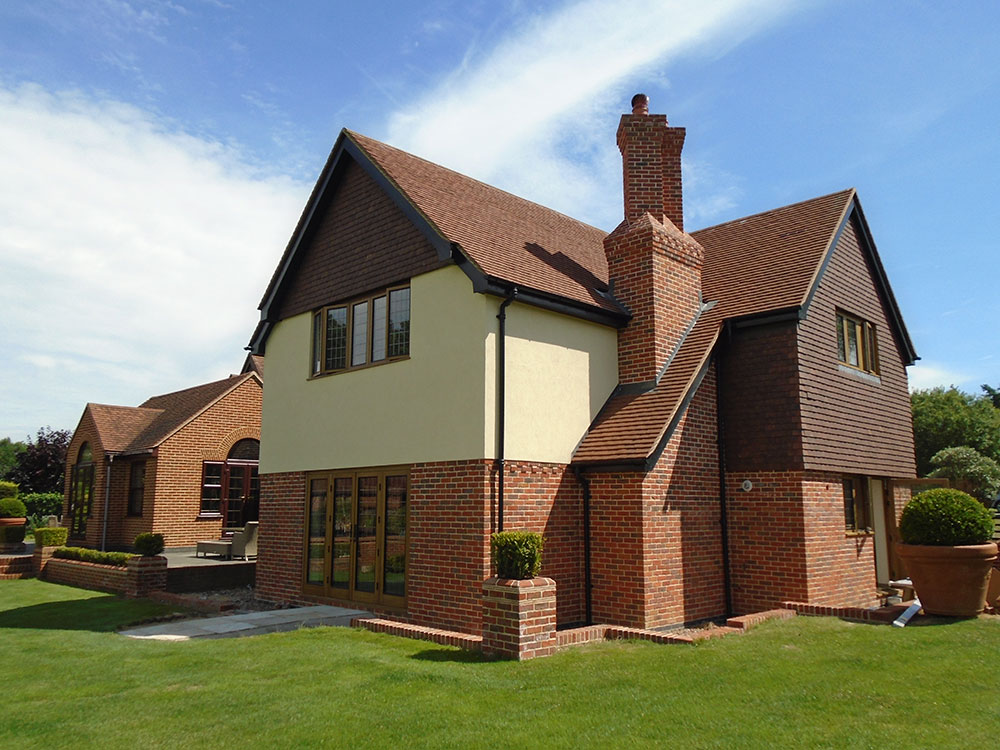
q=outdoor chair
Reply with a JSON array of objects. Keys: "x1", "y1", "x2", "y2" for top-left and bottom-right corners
[{"x1": 230, "y1": 521, "x2": 258, "y2": 560}]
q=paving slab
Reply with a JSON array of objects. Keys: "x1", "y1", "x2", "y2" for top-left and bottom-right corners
[{"x1": 120, "y1": 605, "x2": 373, "y2": 641}]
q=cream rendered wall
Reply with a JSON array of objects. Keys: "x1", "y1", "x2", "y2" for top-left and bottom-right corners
[
  {"x1": 261, "y1": 265, "x2": 492, "y2": 474},
  {"x1": 487, "y1": 301, "x2": 619, "y2": 465},
  {"x1": 261, "y1": 263, "x2": 620, "y2": 474}
]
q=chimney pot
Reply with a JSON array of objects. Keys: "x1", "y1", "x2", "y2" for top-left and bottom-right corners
[{"x1": 630, "y1": 93, "x2": 649, "y2": 116}]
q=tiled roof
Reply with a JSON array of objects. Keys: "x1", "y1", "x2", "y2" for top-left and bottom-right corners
[
  {"x1": 573, "y1": 190, "x2": 856, "y2": 466},
  {"x1": 347, "y1": 132, "x2": 621, "y2": 314},
  {"x1": 85, "y1": 373, "x2": 256, "y2": 456},
  {"x1": 87, "y1": 404, "x2": 161, "y2": 453},
  {"x1": 695, "y1": 189, "x2": 855, "y2": 319},
  {"x1": 572, "y1": 306, "x2": 723, "y2": 466}
]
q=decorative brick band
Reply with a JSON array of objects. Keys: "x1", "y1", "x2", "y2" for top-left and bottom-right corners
[
  {"x1": 353, "y1": 617, "x2": 483, "y2": 651},
  {"x1": 482, "y1": 577, "x2": 558, "y2": 660}
]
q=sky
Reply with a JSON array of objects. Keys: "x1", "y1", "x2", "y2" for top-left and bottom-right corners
[{"x1": 1, "y1": 0, "x2": 998, "y2": 442}]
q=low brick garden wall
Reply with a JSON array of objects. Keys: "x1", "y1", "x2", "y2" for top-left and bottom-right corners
[{"x1": 42, "y1": 555, "x2": 167, "y2": 598}]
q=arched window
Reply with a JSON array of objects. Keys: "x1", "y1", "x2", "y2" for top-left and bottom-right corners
[
  {"x1": 227, "y1": 439, "x2": 260, "y2": 461},
  {"x1": 69, "y1": 442, "x2": 95, "y2": 538},
  {"x1": 201, "y1": 438, "x2": 260, "y2": 528}
]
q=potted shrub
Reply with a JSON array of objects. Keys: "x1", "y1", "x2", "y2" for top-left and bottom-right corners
[
  {"x1": 897, "y1": 488, "x2": 997, "y2": 616},
  {"x1": 134, "y1": 532, "x2": 165, "y2": 557},
  {"x1": 491, "y1": 530, "x2": 544, "y2": 579},
  {"x1": 0, "y1": 496, "x2": 28, "y2": 554}
]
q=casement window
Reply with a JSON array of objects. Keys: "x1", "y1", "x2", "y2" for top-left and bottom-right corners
[
  {"x1": 127, "y1": 462, "x2": 145, "y2": 517},
  {"x1": 836, "y1": 310, "x2": 879, "y2": 375},
  {"x1": 311, "y1": 285, "x2": 410, "y2": 375},
  {"x1": 843, "y1": 477, "x2": 872, "y2": 534},
  {"x1": 200, "y1": 440, "x2": 261, "y2": 527},
  {"x1": 68, "y1": 443, "x2": 95, "y2": 538}
]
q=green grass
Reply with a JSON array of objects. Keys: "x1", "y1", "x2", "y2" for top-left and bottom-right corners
[{"x1": 2, "y1": 579, "x2": 999, "y2": 748}]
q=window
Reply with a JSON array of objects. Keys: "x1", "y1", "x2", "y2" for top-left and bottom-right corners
[
  {"x1": 836, "y1": 311, "x2": 879, "y2": 374},
  {"x1": 68, "y1": 443, "x2": 95, "y2": 538},
  {"x1": 311, "y1": 285, "x2": 410, "y2": 376},
  {"x1": 843, "y1": 477, "x2": 872, "y2": 534},
  {"x1": 127, "y1": 462, "x2": 145, "y2": 516},
  {"x1": 200, "y1": 440, "x2": 260, "y2": 527}
]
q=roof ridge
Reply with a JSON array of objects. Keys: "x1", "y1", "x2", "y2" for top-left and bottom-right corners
[
  {"x1": 346, "y1": 130, "x2": 608, "y2": 236},
  {"x1": 141, "y1": 372, "x2": 248, "y2": 404},
  {"x1": 692, "y1": 188, "x2": 855, "y2": 235}
]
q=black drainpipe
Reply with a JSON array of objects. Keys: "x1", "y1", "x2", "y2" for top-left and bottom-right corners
[
  {"x1": 496, "y1": 287, "x2": 518, "y2": 532},
  {"x1": 100, "y1": 453, "x2": 114, "y2": 552},
  {"x1": 572, "y1": 465, "x2": 594, "y2": 625},
  {"x1": 714, "y1": 351, "x2": 733, "y2": 617}
]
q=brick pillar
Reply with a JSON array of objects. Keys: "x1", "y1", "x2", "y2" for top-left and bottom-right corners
[
  {"x1": 125, "y1": 555, "x2": 167, "y2": 598},
  {"x1": 32, "y1": 545, "x2": 58, "y2": 575},
  {"x1": 482, "y1": 577, "x2": 557, "y2": 660}
]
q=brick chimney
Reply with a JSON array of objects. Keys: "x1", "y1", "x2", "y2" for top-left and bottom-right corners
[{"x1": 606, "y1": 94, "x2": 704, "y2": 385}]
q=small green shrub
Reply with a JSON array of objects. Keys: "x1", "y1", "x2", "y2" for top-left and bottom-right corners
[
  {"x1": 0, "y1": 481, "x2": 18, "y2": 499},
  {"x1": 134, "y1": 532, "x2": 165, "y2": 557},
  {"x1": 20, "y1": 492, "x2": 64, "y2": 518},
  {"x1": 491, "y1": 531, "x2": 544, "y2": 579},
  {"x1": 33, "y1": 526, "x2": 69, "y2": 548},
  {"x1": 900, "y1": 488, "x2": 995, "y2": 546},
  {"x1": 0, "y1": 525, "x2": 26, "y2": 544},
  {"x1": 53, "y1": 547, "x2": 135, "y2": 567},
  {"x1": 0, "y1": 497, "x2": 27, "y2": 518}
]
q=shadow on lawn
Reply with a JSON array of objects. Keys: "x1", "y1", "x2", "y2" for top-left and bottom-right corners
[
  {"x1": 410, "y1": 647, "x2": 488, "y2": 664},
  {"x1": 0, "y1": 594, "x2": 153, "y2": 633}
]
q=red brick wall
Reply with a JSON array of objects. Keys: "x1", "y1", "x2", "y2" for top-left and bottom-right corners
[
  {"x1": 149, "y1": 378, "x2": 262, "y2": 547},
  {"x1": 255, "y1": 470, "x2": 307, "y2": 605},
  {"x1": 588, "y1": 368, "x2": 725, "y2": 629},
  {"x1": 63, "y1": 411, "x2": 109, "y2": 548},
  {"x1": 726, "y1": 469, "x2": 879, "y2": 614}
]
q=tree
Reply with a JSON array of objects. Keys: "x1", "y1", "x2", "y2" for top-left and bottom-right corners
[
  {"x1": 927, "y1": 446, "x2": 1000, "y2": 505},
  {"x1": 982, "y1": 383, "x2": 1000, "y2": 409},
  {"x1": 910, "y1": 387, "x2": 1000, "y2": 476},
  {"x1": 7, "y1": 427, "x2": 71, "y2": 494},
  {"x1": 0, "y1": 437, "x2": 27, "y2": 479}
]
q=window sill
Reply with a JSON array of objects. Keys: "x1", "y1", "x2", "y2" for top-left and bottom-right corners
[
  {"x1": 838, "y1": 364, "x2": 881, "y2": 384},
  {"x1": 308, "y1": 355, "x2": 410, "y2": 380},
  {"x1": 197, "y1": 513, "x2": 224, "y2": 520},
  {"x1": 845, "y1": 529, "x2": 874, "y2": 538}
]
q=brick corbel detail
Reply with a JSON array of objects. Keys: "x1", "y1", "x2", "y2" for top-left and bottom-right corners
[{"x1": 482, "y1": 577, "x2": 558, "y2": 660}]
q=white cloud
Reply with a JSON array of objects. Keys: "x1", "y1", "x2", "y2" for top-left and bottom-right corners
[
  {"x1": 386, "y1": 0, "x2": 796, "y2": 229},
  {"x1": 0, "y1": 82, "x2": 308, "y2": 439},
  {"x1": 907, "y1": 362, "x2": 973, "y2": 392}
]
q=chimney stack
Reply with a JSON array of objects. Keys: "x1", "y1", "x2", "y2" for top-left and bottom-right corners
[{"x1": 605, "y1": 94, "x2": 704, "y2": 385}]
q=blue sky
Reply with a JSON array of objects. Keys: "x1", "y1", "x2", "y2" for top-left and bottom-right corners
[{"x1": 1, "y1": 0, "x2": 998, "y2": 441}]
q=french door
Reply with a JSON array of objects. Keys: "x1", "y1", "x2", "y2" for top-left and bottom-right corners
[{"x1": 304, "y1": 468, "x2": 408, "y2": 608}]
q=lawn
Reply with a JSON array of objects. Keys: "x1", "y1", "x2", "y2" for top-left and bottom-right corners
[{"x1": 2, "y1": 579, "x2": 999, "y2": 749}]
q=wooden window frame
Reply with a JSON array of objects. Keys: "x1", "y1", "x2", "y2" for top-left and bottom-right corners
[
  {"x1": 127, "y1": 461, "x2": 145, "y2": 517},
  {"x1": 836, "y1": 310, "x2": 879, "y2": 375},
  {"x1": 843, "y1": 476, "x2": 873, "y2": 535},
  {"x1": 310, "y1": 284, "x2": 410, "y2": 377},
  {"x1": 302, "y1": 466, "x2": 410, "y2": 609},
  {"x1": 200, "y1": 460, "x2": 260, "y2": 526}
]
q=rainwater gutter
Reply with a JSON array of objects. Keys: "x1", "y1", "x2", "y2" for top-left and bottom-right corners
[
  {"x1": 496, "y1": 287, "x2": 518, "y2": 532},
  {"x1": 714, "y1": 350, "x2": 733, "y2": 617},
  {"x1": 100, "y1": 453, "x2": 115, "y2": 552}
]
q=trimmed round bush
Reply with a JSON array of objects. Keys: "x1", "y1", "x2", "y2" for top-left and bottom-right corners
[
  {"x1": 491, "y1": 530, "x2": 544, "y2": 579},
  {"x1": 899, "y1": 488, "x2": 994, "y2": 546},
  {"x1": 134, "y1": 532, "x2": 165, "y2": 557},
  {"x1": 0, "y1": 497, "x2": 27, "y2": 518},
  {"x1": 33, "y1": 526, "x2": 69, "y2": 548},
  {"x1": 0, "y1": 481, "x2": 18, "y2": 499}
]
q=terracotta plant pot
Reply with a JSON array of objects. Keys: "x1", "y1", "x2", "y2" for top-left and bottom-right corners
[
  {"x1": 0, "y1": 517, "x2": 26, "y2": 527},
  {"x1": 897, "y1": 542, "x2": 998, "y2": 616}
]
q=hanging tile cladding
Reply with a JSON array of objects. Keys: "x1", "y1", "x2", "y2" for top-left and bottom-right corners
[
  {"x1": 797, "y1": 216, "x2": 916, "y2": 477},
  {"x1": 274, "y1": 157, "x2": 447, "y2": 321},
  {"x1": 587, "y1": 366, "x2": 725, "y2": 629},
  {"x1": 726, "y1": 470, "x2": 879, "y2": 615},
  {"x1": 718, "y1": 319, "x2": 804, "y2": 473}
]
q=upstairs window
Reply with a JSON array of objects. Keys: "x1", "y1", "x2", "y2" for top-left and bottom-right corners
[
  {"x1": 836, "y1": 310, "x2": 879, "y2": 375},
  {"x1": 311, "y1": 284, "x2": 410, "y2": 376}
]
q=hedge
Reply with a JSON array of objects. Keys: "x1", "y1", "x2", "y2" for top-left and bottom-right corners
[
  {"x1": 33, "y1": 526, "x2": 69, "y2": 547},
  {"x1": 52, "y1": 547, "x2": 136, "y2": 567}
]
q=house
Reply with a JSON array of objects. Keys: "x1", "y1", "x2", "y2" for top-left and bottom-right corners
[
  {"x1": 63, "y1": 355, "x2": 263, "y2": 550},
  {"x1": 249, "y1": 95, "x2": 917, "y2": 633}
]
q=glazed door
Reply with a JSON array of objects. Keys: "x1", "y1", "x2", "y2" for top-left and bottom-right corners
[{"x1": 303, "y1": 469, "x2": 408, "y2": 607}]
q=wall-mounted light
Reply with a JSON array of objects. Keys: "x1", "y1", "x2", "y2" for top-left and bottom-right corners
[{"x1": 741, "y1": 479, "x2": 753, "y2": 492}]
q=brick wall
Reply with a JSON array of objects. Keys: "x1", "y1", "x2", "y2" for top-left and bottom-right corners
[
  {"x1": 726, "y1": 469, "x2": 880, "y2": 614},
  {"x1": 256, "y1": 470, "x2": 307, "y2": 605},
  {"x1": 587, "y1": 368, "x2": 725, "y2": 629},
  {"x1": 148, "y1": 378, "x2": 262, "y2": 547}
]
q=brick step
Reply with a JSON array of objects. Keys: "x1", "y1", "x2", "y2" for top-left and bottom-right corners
[{"x1": 0, "y1": 556, "x2": 33, "y2": 575}]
